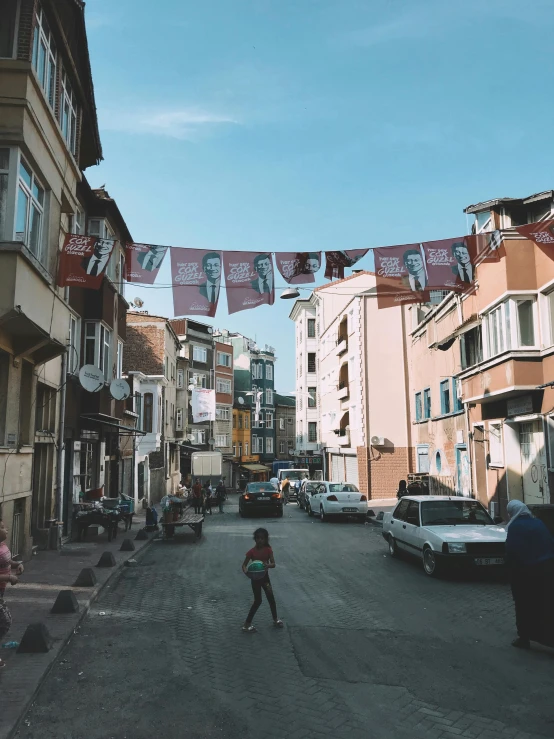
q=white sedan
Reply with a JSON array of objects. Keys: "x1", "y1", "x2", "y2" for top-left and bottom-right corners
[
  {"x1": 382, "y1": 495, "x2": 506, "y2": 577},
  {"x1": 309, "y1": 481, "x2": 368, "y2": 522}
]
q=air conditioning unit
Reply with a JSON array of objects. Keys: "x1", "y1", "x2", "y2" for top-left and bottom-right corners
[{"x1": 371, "y1": 436, "x2": 385, "y2": 446}]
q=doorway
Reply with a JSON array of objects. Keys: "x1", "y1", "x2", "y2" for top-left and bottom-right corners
[
  {"x1": 456, "y1": 446, "x2": 471, "y2": 497},
  {"x1": 519, "y1": 421, "x2": 546, "y2": 505}
]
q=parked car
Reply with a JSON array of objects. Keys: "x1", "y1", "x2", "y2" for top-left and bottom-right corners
[
  {"x1": 309, "y1": 481, "x2": 368, "y2": 522},
  {"x1": 382, "y1": 496, "x2": 506, "y2": 577},
  {"x1": 298, "y1": 480, "x2": 320, "y2": 510},
  {"x1": 239, "y1": 482, "x2": 283, "y2": 518}
]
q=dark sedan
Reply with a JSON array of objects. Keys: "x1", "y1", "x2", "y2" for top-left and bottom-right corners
[{"x1": 239, "y1": 482, "x2": 283, "y2": 518}]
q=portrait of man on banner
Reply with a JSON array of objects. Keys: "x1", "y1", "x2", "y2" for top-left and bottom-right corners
[
  {"x1": 451, "y1": 241, "x2": 474, "y2": 284},
  {"x1": 276, "y1": 252, "x2": 321, "y2": 284},
  {"x1": 126, "y1": 243, "x2": 168, "y2": 284},
  {"x1": 171, "y1": 247, "x2": 222, "y2": 318},
  {"x1": 224, "y1": 252, "x2": 275, "y2": 314},
  {"x1": 324, "y1": 249, "x2": 368, "y2": 280},
  {"x1": 402, "y1": 248, "x2": 427, "y2": 291},
  {"x1": 420, "y1": 237, "x2": 476, "y2": 293},
  {"x1": 374, "y1": 244, "x2": 430, "y2": 309},
  {"x1": 57, "y1": 234, "x2": 116, "y2": 289}
]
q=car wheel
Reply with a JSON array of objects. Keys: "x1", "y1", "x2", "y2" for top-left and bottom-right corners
[
  {"x1": 357, "y1": 515, "x2": 366, "y2": 524},
  {"x1": 320, "y1": 506, "x2": 327, "y2": 522},
  {"x1": 422, "y1": 547, "x2": 442, "y2": 577},
  {"x1": 388, "y1": 536, "x2": 398, "y2": 557},
  {"x1": 307, "y1": 503, "x2": 314, "y2": 517},
  {"x1": 277, "y1": 508, "x2": 283, "y2": 518}
]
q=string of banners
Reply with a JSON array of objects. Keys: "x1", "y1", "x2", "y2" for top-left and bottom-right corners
[{"x1": 57, "y1": 220, "x2": 553, "y2": 313}]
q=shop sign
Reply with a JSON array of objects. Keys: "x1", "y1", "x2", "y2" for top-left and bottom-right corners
[
  {"x1": 240, "y1": 455, "x2": 260, "y2": 463},
  {"x1": 507, "y1": 395, "x2": 533, "y2": 417}
]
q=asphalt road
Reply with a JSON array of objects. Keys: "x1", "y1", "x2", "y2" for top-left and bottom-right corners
[{"x1": 18, "y1": 499, "x2": 554, "y2": 739}]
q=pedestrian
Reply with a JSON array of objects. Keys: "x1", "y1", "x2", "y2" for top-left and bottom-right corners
[
  {"x1": 281, "y1": 476, "x2": 290, "y2": 505},
  {"x1": 0, "y1": 518, "x2": 24, "y2": 668},
  {"x1": 192, "y1": 478, "x2": 202, "y2": 514},
  {"x1": 215, "y1": 480, "x2": 226, "y2": 514},
  {"x1": 241, "y1": 528, "x2": 283, "y2": 633},
  {"x1": 397, "y1": 480, "x2": 408, "y2": 499},
  {"x1": 203, "y1": 482, "x2": 213, "y2": 515},
  {"x1": 270, "y1": 474, "x2": 279, "y2": 489},
  {"x1": 506, "y1": 500, "x2": 554, "y2": 649}
]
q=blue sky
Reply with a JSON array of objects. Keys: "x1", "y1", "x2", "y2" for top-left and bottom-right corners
[{"x1": 85, "y1": 0, "x2": 554, "y2": 391}]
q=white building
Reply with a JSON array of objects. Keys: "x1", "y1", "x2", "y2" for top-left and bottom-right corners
[{"x1": 290, "y1": 295, "x2": 320, "y2": 456}]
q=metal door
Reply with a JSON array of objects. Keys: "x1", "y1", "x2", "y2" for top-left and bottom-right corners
[
  {"x1": 345, "y1": 455, "x2": 359, "y2": 486},
  {"x1": 519, "y1": 421, "x2": 546, "y2": 505},
  {"x1": 331, "y1": 454, "x2": 343, "y2": 482}
]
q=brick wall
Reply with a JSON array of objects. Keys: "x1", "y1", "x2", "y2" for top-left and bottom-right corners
[
  {"x1": 357, "y1": 445, "x2": 411, "y2": 500},
  {"x1": 17, "y1": 0, "x2": 36, "y2": 61},
  {"x1": 123, "y1": 324, "x2": 165, "y2": 375}
]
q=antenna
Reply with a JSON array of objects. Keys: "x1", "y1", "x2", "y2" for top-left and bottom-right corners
[{"x1": 133, "y1": 297, "x2": 144, "y2": 308}]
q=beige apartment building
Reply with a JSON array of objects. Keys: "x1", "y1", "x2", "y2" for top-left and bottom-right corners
[
  {"x1": 0, "y1": 0, "x2": 102, "y2": 556},
  {"x1": 407, "y1": 190, "x2": 554, "y2": 517}
]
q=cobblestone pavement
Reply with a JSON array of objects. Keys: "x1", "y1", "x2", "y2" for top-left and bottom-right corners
[{"x1": 17, "y1": 500, "x2": 554, "y2": 739}]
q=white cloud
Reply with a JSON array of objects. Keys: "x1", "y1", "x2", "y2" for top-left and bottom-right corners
[{"x1": 99, "y1": 107, "x2": 240, "y2": 140}]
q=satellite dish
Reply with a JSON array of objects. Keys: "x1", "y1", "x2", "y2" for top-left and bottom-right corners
[
  {"x1": 79, "y1": 365, "x2": 105, "y2": 393},
  {"x1": 110, "y1": 378, "x2": 131, "y2": 401},
  {"x1": 133, "y1": 297, "x2": 144, "y2": 308},
  {"x1": 237, "y1": 397, "x2": 245, "y2": 405},
  {"x1": 208, "y1": 437, "x2": 216, "y2": 446}
]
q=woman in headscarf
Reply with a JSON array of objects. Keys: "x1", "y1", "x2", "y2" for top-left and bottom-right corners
[{"x1": 506, "y1": 500, "x2": 554, "y2": 649}]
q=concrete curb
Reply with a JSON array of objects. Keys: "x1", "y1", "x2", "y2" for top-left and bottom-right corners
[{"x1": 6, "y1": 533, "x2": 155, "y2": 739}]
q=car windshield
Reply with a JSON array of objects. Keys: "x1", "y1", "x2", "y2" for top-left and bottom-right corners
[
  {"x1": 247, "y1": 483, "x2": 276, "y2": 493},
  {"x1": 305, "y1": 483, "x2": 318, "y2": 492},
  {"x1": 284, "y1": 471, "x2": 303, "y2": 480},
  {"x1": 328, "y1": 484, "x2": 359, "y2": 493},
  {"x1": 421, "y1": 500, "x2": 493, "y2": 526}
]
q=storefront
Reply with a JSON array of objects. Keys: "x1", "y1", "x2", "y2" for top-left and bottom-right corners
[{"x1": 237, "y1": 462, "x2": 271, "y2": 490}]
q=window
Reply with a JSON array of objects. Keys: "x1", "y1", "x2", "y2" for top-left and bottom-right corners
[
  {"x1": 266, "y1": 363, "x2": 273, "y2": 380},
  {"x1": 485, "y1": 303, "x2": 507, "y2": 358},
  {"x1": 288, "y1": 440, "x2": 294, "y2": 449},
  {"x1": 252, "y1": 436, "x2": 263, "y2": 454},
  {"x1": 80, "y1": 442, "x2": 95, "y2": 493},
  {"x1": 244, "y1": 442, "x2": 249, "y2": 456},
  {"x1": 232, "y1": 414, "x2": 237, "y2": 429},
  {"x1": 193, "y1": 345, "x2": 207, "y2": 363},
  {"x1": 0, "y1": 0, "x2": 18, "y2": 58},
  {"x1": 265, "y1": 412, "x2": 273, "y2": 429},
  {"x1": 406, "y1": 501, "x2": 420, "y2": 526},
  {"x1": 475, "y1": 210, "x2": 492, "y2": 233},
  {"x1": 423, "y1": 388, "x2": 431, "y2": 419},
  {"x1": 440, "y1": 380, "x2": 451, "y2": 415},
  {"x1": 144, "y1": 393, "x2": 154, "y2": 433},
  {"x1": 238, "y1": 414, "x2": 242, "y2": 429},
  {"x1": 280, "y1": 441, "x2": 286, "y2": 454},
  {"x1": 244, "y1": 414, "x2": 249, "y2": 429},
  {"x1": 35, "y1": 382, "x2": 56, "y2": 433},
  {"x1": 233, "y1": 445, "x2": 237, "y2": 457},
  {"x1": 266, "y1": 437, "x2": 274, "y2": 454},
  {"x1": 279, "y1": 418, "x2": 285, "y2": 430},
  {"x1": 165, "y1": 400, "x2": 168, "y2": 426},
  {"x1": 136, "y1": 393, "x2": 143, "y2": 431},
  {"x1": 171, "y1": 362, "x2": 175, "y2": 383},
  {"x1": 308, "y1": 422, "x2": 317, "y2": 443},
  {"x1": 482, "y1": 298, "x2": 537, "y2": 359},
  {"x1": 287, "y1": 417, "x2": 293, "y2": 425},
  {"x1": 307, "y1": 319, "x2": 316, "y2": 338},
  {"x1": 177, "y1": 369, "x2": 184, "y2": 389},
  {"x1": 516, "y1": 299, "x2": 535, "y2": 347},
  {"x1": 72, "y1": 208, "x2": 84, "y2": 235},
  {"x1": 307, "y1": 353, "x2": 316, "y2": 373},
  {"x1": 59, "y1": 68, "x2": 78, "y2": 155},
  {"x1": 452, "y1": 378, "x2": 462, "y2": 413},
  {"x1": 15, "y1": 158, "x2": 45, "y2": 260},
  {"x1": 117, "y1": 341, "x2": 123, "y2": 379},
  {"x1": 217, "y1": 351, "x2": 231, "y2": 367},
  {"x1": 84, "y1": 322, "x2": 111, "y2": 378},
  {"x1": 0, "y1": 149, "x2": 8, "y2": 240},
  {"x1": 435, "y1": 451, "x2": 442, "y2": 474},
  {"x1": 238, "y1": 442, "x2": 243, "y2": 457},
  {"x1": 119, "y1": 251, "x2": 125, "y2": 295},
  {"x1": 176, "y1": 408, "x2": 183, "y2": 432},
  {"x1": 216, "y1": 378, "x2": 231, "y2": 394},
  {"x1": 216, "y1": 434, "x2": 228, "y2": 447},
  {"x1": 489, "y1": 422, "x2": 503, "y2": 466},
  {"x1": 252, "y1": 363, "x2": 263, "y2": 379},
  {"x1": 308, "y1": 387, "x2": 316, "y2": 408},
  {"x1": 415, "y1": 392, "x2": 422, "y2": 422},
  {"x1": 265, "y1": 388, "x2": 273, "y2": 405},
  {"x1": 191, "y1": 429, "x2": 205, "y2": 445},
  {"x1": 461, "y1": 326, "x2": 483, "y2": 369},
  {"x1": 32, "y1": 5, "x2": 57, "y2": 108},
  {"x1": 417, "y1": 446, "x2": 429, "y2": 473},
  {"x1": 68, "y1": 315, "x2": 80, "y2": 374},
  {"x1": 190, "y1": 372, "x2": 207, "y2": 388},
  {"x1": 216, "y1": 406, "x2": 230, "y2": 421}
]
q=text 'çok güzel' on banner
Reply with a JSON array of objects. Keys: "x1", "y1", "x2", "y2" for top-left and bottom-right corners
[
  {"x1": 125, "y1": 243, "x2": 168, "y2": 284},
  {"x1": 223, "y1": 251, "x2": 275, "y2": 314},
  {"x1": 170, "y1": 248, "x2": 222, "y2": 318},
  {"x1": 57, "y1": 234, "x2": 116, "y2": 288}
]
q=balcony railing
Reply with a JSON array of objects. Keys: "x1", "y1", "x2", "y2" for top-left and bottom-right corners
[
  {"x1": 336, "y1": 337, "x2": 348, "y2": 356},
  {"x1": 337, "y1": 428, "x2": 350, "y2": 446},
  {"x1": 337, "y1": 382, "x2": 349, "y2": 400}
]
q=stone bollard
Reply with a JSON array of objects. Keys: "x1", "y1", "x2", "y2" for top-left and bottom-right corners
[
  {"x1": 51, "y1": 590, "x2": 79, "y2": 614},
  {"x1": 135, "y1": 529, "x2": 149, "y2": 541},
  {"x1": 73, "y1": 568, "x2": 97, "y2": 587},
  {"x1": 96, "y1": 552, "x2": 116, "y2": 568},
  {"x1": 120, "y1": 539, "x2": 135, "y2": 552},
  {"x1": 17, "y1": 623, "x2": 52, "y2": 653}
]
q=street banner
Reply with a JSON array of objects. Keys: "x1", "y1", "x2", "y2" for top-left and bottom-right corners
[
  {"x1": 515, "y1": 220, "x2": 554, "y2": 247},
  {"x1": 324, "y1": 249, "x2": 368, "y2": 279},
  {"x1": 191, "y1": 388, "x2": 216, "y2": 423},
  {"x1": 224, "y1": 251, "x2": 275, "y2": 314},
  {"x1": 275, "y1": 252, "x2": 321, "y2": 284},
  {"x1": 57, "y1": 234, "x2": 116, "y2": 288},
  {"x1": 171, "y1": 247, "x2": 222, "y2": 318},
  {"x1": 422, "y1": 238, "x2": 476, "y2": 292},
  {"x1": 125, "y1": 243, "x2": 168, "y2": 283},
  {"x1": 374, "y1": 244, "x2": 430, "y2": 309}
]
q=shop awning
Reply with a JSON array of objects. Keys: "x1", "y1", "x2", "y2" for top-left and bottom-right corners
[
  {"x1": 241, "y1": 464, "x2": 270, "y2": 472},
  {"x1": 434, "y1": 315, "x2": 480, "y2": 351},
  {"x1": 80, "y1": 413, "x2": 146, "y2": 435}
]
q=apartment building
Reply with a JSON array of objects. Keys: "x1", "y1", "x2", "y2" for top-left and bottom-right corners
[
  {"x1": 0, "y1": 0, "x2": 103, "y2": 556},
  {"x1": 274, "y1": 394, "x2": 296, "y2": 460},
  {"x1": 407, "y1": 190, "x2": 554, "y2": 516},
  {"x1": 213, "y1": 336, "x2": 234, "y2": 480},
  {"x1": 124, "y1": 313, "x2": 181, "y2": 501},
  {"x1": 290, "y1": 272, "x2": 411, "y2": 498}
]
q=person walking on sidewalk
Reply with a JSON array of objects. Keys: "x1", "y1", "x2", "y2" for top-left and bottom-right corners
[
  {"x1": 215, "y1": 480, "x2": 226, "y2": 513},
  {"x1": 203, "y1": 482, "x2": 213, "y2": 515},
  {"x1": 0, "y1": 518, "x2": 24, "y2": 668},
  {"x1": 241, "y1": 528, "x2": 283, "y2": 633},
  {"x1": 192, "y1": 479, "x2": 203, "y2": 514}
]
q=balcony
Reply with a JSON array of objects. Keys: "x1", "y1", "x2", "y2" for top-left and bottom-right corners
[
  {"x1": 336, "y1": 429, "x2": 350, "y2": 446},
  {"x1": 335, "y1": 337, "x2": 348, "y2": 356},
  {"x1": 337, "y1": 382, "x2": 349, "y2": 400}
]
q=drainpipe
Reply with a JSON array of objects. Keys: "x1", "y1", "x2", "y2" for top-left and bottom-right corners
[{"x1": 55, "y1": 344, "x2": 68, "y2": 547}]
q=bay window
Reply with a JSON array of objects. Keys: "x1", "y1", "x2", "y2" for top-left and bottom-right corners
[
  {"x1": 59, "y1": 68, "x2": 78, "y2": 155},
  {"x1": 84, "y1": 322, "x2": 112, "y2": 378},
  {"x1": 193, "y1": 345, "x2": 207, "y2": 362},
  {"x1": 482, "y1": 297, "x2": 537, "y2": 359},
  {"x1": 32, "y1": 5, "x2": 57, "y2": 108},
  {"x1": 15, "y1": 158, "x2": 45, "y2": 261},
  {"x1": 144, "y1": 393, "x2": 153, "y2": 433}
]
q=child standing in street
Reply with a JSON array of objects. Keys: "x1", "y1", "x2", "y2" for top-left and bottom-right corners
[
  {"x1": 241, "y1": 528, "x2": 283, "y2": 633},
  {"x1": 0, "y1": 519, "x2": 24, "y2": 668}
]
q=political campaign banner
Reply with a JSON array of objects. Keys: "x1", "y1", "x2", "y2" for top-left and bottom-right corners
[
  {"x1": 324, "y1": 249, "x2": 368, "y2": 279},
  {"x1": 515, "y1": 220, "x2": 554, "y2": 247},
  {"x1": 224, "y1": 252, "x2": 275, "y2": 314},
  {"x1": 57, "y1": 234, "x2": 116, "y2": 288},
  {"x1": 171, "y1": 248, "x2": 222, "y2": 318},
  {"x1": 125, "y1": 243, "x2": 168, "y2": 284},
  {"x1": 374, "y1": 244, "x2": 430, "y2": 309},
  {"x1": 191, "y1": 388, "x2": 216, "y2": 423},
  {"x1": 422, "y1": 238, "x2": 476, "y2": 292},
  {"x1": 275, "y1": 252, "x2": 321, "y2": 284}
]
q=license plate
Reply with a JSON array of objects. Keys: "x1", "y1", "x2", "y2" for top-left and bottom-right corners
[
  {"x1": 342, "y1": 508, "x2": 358, "y2": 512},
  {"x1": 474, "y1": 557, "x2": 504, "y2": 566},
  {"x1": 258, "y1": 497, "x2": 270, "y2": 501}
]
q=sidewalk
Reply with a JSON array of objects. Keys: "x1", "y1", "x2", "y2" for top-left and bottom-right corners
[{"x1": 0, "y1": 511, "x2": 155, "y2": 739}]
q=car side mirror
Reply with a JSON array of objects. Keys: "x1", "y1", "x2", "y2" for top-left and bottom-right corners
[{"x1": 493, "y1": 516, "x2": 503, "y2": 524}]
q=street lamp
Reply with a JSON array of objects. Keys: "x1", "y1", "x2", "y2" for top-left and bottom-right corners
[{"x1": 280, "y1": 287, "x2": 300, "y2": 299}]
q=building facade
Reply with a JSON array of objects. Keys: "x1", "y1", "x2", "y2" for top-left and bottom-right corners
[
  {"x1": 214, "y1": 337, "x2": 234, "y2": 482},
  {"x1": 274, "y1": 394, "x2": 296, "y2": 459}
]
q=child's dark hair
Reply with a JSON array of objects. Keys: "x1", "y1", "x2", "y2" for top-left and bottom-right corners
[{"x1": 253, "y1": 528, "x2": 269, "y2": 545}]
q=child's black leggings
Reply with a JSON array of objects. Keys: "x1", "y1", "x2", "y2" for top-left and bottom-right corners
[{"x1": 246, "y1": 576, "x2": 277, "y2": 623}]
